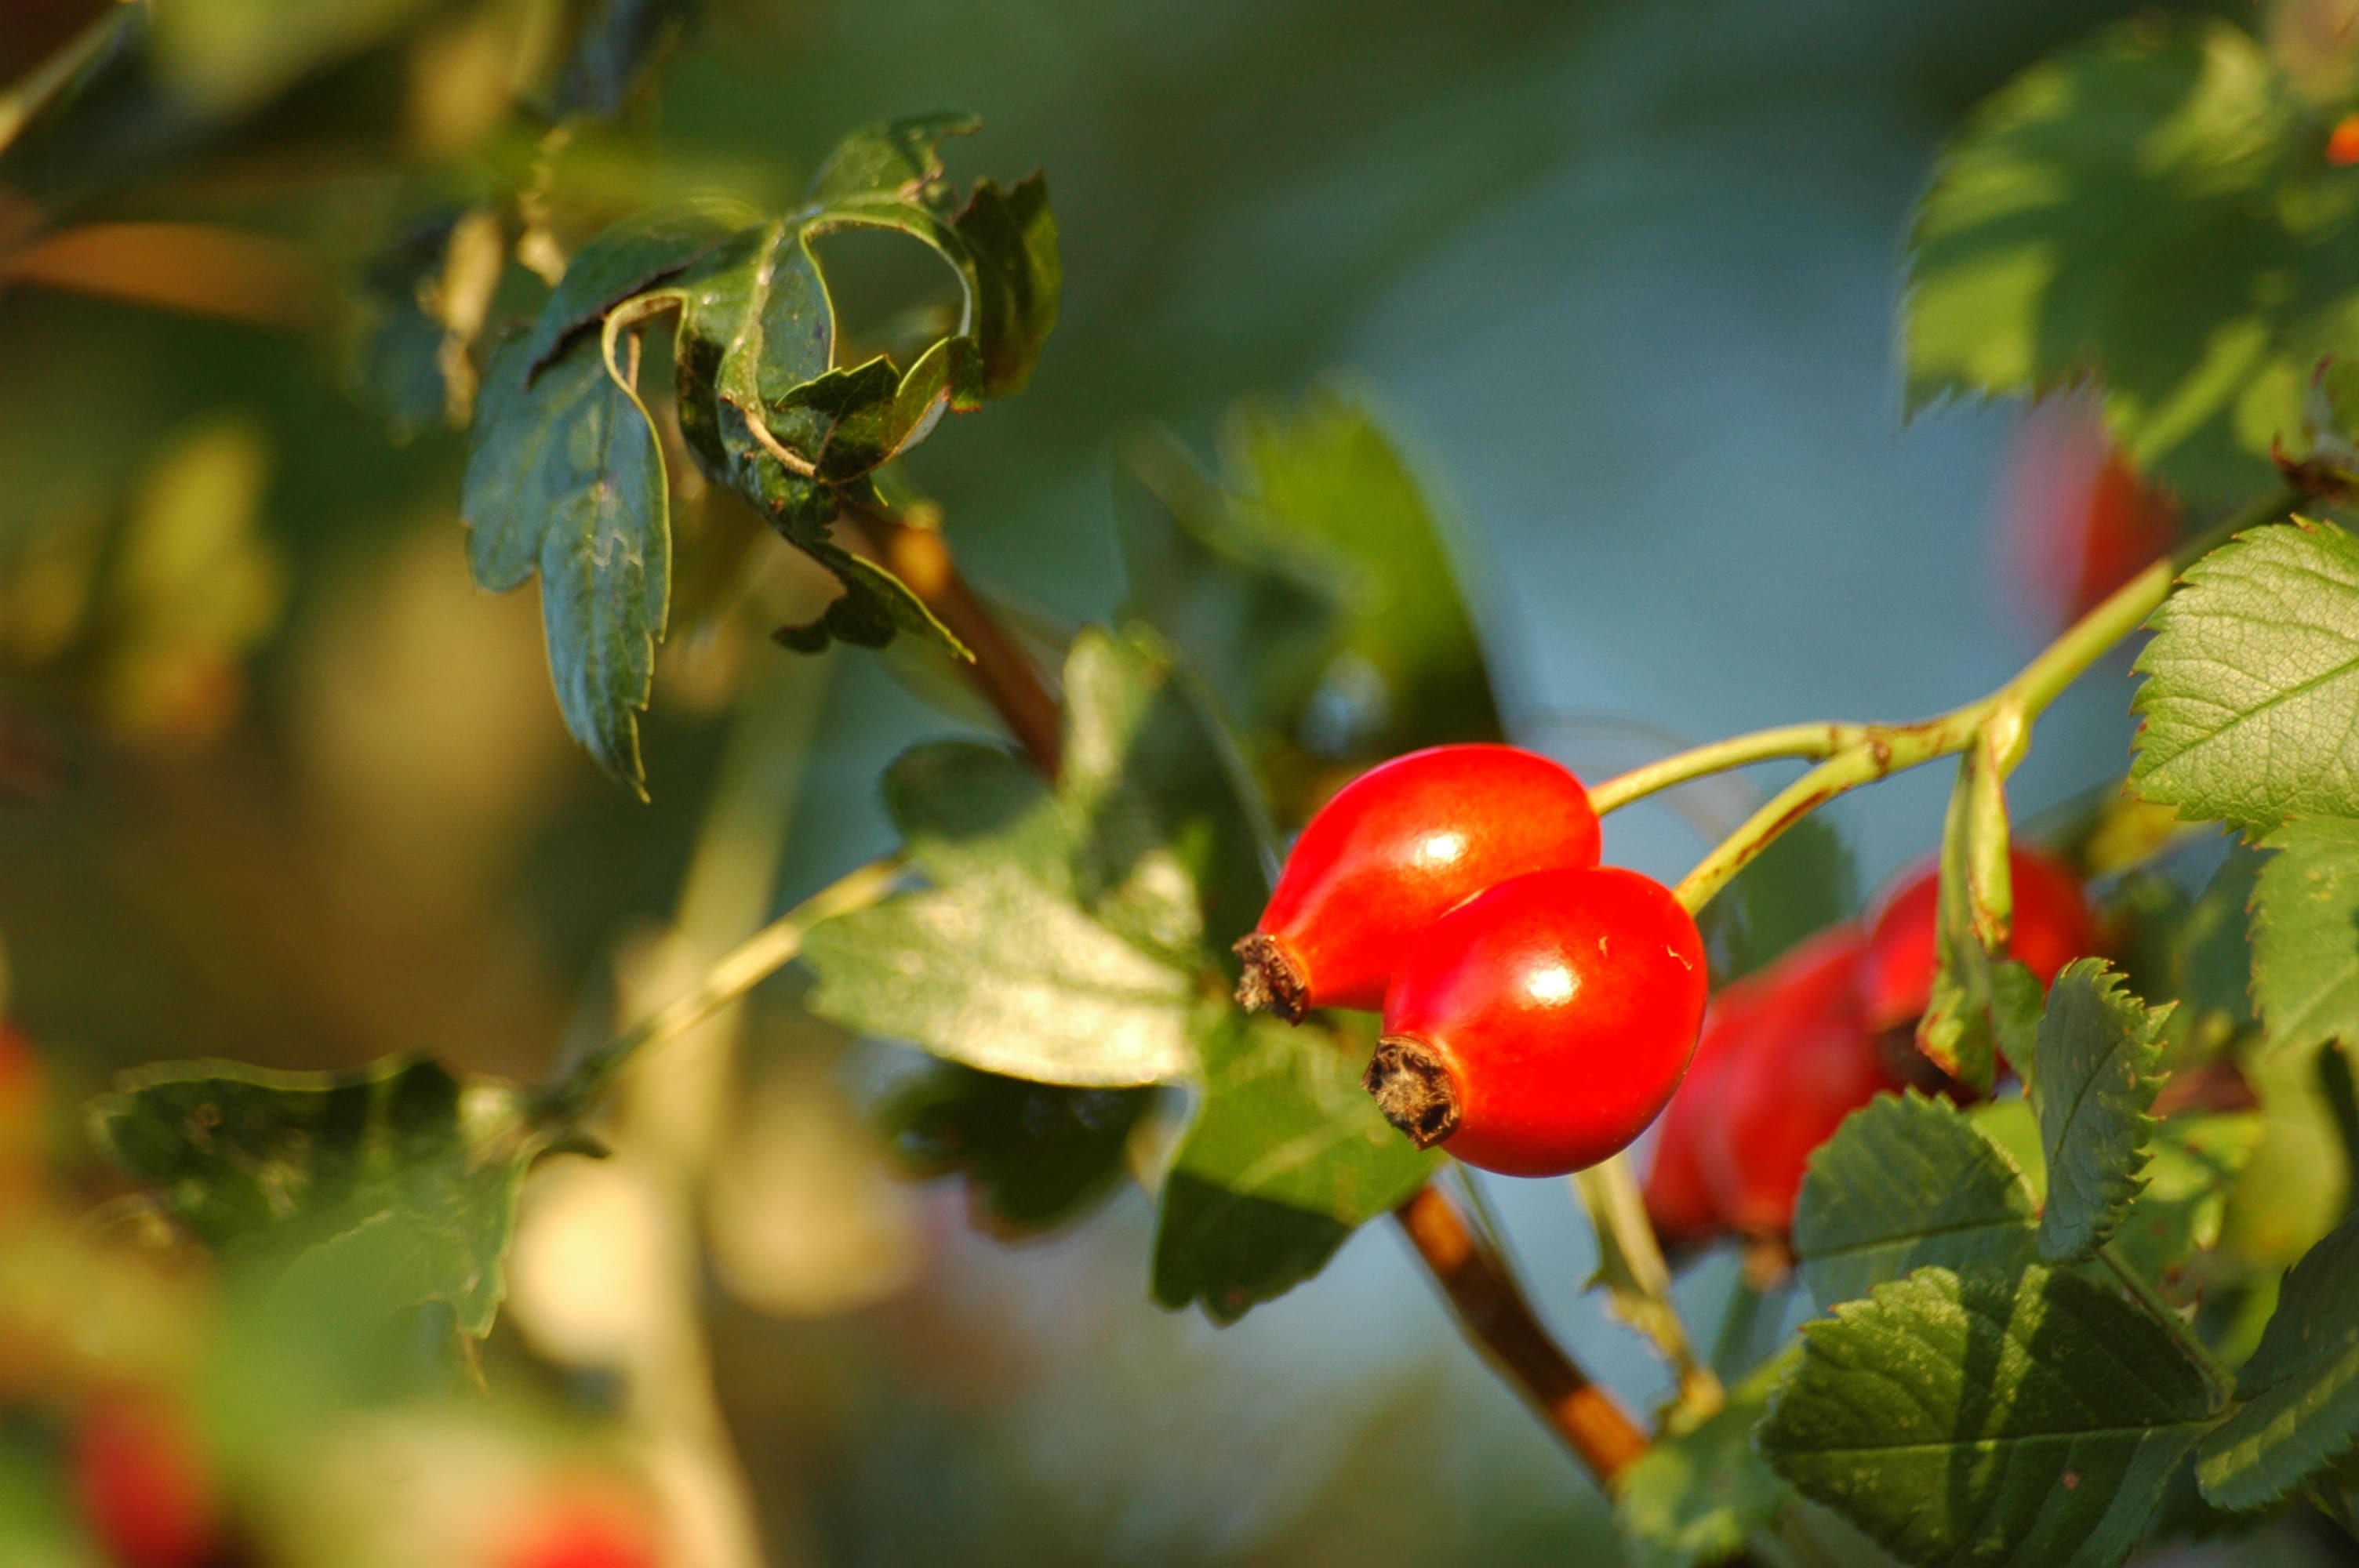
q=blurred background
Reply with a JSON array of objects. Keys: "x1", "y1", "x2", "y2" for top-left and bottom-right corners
[{"x1": 0, "y1": 1, "x2": 2314, "y2": 1565}]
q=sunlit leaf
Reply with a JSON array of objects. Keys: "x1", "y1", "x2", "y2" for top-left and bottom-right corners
[
  {"x1": 518, "y1": 200, "x2": 754, "y2": 382},
  {"x1": 2252, "y1": 817, "x2": 2359, "y2": 1060},
  {"x1": 1906, "y1": 18, "x2": 2352, "y2": 501},
  {"x1": 806, "y1": 112, "x2": 980, "y2": 206},
  {"x1": 2132, "y1": 521, "x2": 2359, "y2": 831}
]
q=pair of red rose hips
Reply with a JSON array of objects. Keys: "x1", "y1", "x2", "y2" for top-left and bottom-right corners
[
  {"x1": 1234, "y1": 745, "x2": 1708, "y2": 1178},
  {"x1": 1643, "y1": 848, "x2": 2099, "y2": 1244}
]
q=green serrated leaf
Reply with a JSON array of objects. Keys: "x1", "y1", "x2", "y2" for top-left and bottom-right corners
[
  {"x1": 2132, "y1": 521, "x2": 2359, "y2": 831},
  {"x1": 1117, "y1": 388, "x2": 1499, "y2": 775},
  {"x1": 1760, "y1": 1265, "x2": 2218, "y2": 1568},
  {"x1": 2031, "y1": 960, "x2": 2169, "y2": 1263},
  {"x1": 85, "y1": 1054, "x2": 541, "y2": 1338},
  {"x1": 1906, "y1": 18, "x2": 2355, "y2": 502},
  {"x1": 1060, "y1": 626, "x2": 1275, "y2": 966},
  {"x1": 1793, "y1": 1091, "x2": 2040, "y2": 1309},
  {"x1": 1617, "y1": 1348, "x2": 1798, "y2": 1568},
  {"x1": 1151, "y1": 1011, "x2": 1435, "y2": 1323},
  {"x1": 803, "y1": 630, "x2": 1267, "y2": 1086},
  {"x1": 520, "y1": 201, "x2": 754, "y2": 382},
  {"x1": 878, "y1": 1062, "x2": 1150, "y2": 1238},
  {"x1": 2197, "y1": 1210, "x2": 2359, "y2": 1509},
  {"x1": 2252, "y1": 817, "x2": 2359, "y2": 1061},
  {"x1": 807, "y1": 112, "x2": 982, "y2": 206},
  {"x1": 463, "y1": 334, "x2": 668, "y2": 795}
]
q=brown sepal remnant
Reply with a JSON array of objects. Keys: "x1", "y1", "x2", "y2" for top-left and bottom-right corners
[
  {"x1": 1364, "y1": 1036, "x2": 1460, "y2": 1149},
  {"x1": 1232, "y1": 932, "x2": 1310, "y2": 1023}
]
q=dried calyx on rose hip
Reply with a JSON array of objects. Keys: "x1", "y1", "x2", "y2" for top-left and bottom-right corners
[
  {"x1": 1364, "y1": 866, "x2": 1707, "y2": 1178},
  {"x1": 1234, "y1": 745, "x2": 1601, "y2": 1022}
]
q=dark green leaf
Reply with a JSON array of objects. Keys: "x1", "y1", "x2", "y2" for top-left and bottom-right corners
[
  {"x1": 806, "y1": 112, "x2": 981, "y2": 206},
  {"x1": 2252, "y1": 818, "x2": 2359, "y2": 1061},
  {"x1": 1906, "y1": 20, "x2": 2347, "y2": 501},
  {"x1": 878, "y1": 1062, "x2": 1150, "y2": 1238},
  {"x1": 1793, "y1": 1091, "x2": 2040, "y2": 1309},
  {"x1": 520, "y1": 200, "x2": 754, "y2": 383},
  {"x1": 1118, "y1": 388, "x2": 1499, "y2": 771},
  {"x1": 462, "y1": 334, "x2": 669, "y2": 795},
  {"x1": 2030, "y1": 960, "x2": 2168, "y2": 1263},
  {"x1": 1060, "y1": 626, "x2": 1276, "y2": 966},
  {"x1": 344, "y1": 209, "x2": 465, "y2": 440},
  {"x1": 2132, "y1": 521, "x2": 2359, "y2": 831},
  {"x1": 803, "y1": 630, "x2": 1269, "y2": 1086},
  {"x1": 1617, "y1": 1350, "x2": 1798, "y2": 1568},
  {"x1": 1707, "y1": 815, "x2": 1859, "y2": 984},
  {"x1": 1152, "y1": 1011, "x2": 1436, "y2": 1323},
  {"x1": 2197, "y1": 1210, "x2": 2359, "y2": 1509},
  {"x1": 953, "y1": 173, "x2": 1060, "y2": 397},
  {"x1": 669, "y1": 223, "x2": 964, "y2": 654},
  {"x1": 1759, "y1": 1265, "x2": 2218, "y2": 1568},
  {"x1": 85, "y1": 1054, "x2": 542, "y2": 1337}
]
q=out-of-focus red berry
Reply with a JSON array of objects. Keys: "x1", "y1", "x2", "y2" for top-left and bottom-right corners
[
  {"x1": 1854, "y1": 848, "x2": 2100, "y2": 1033},
  {"x1": 1641, "y1": 970, "x2": 1782, "y2": 1246},
  {"x1": 71, "y1": 1396, "x2": 220, "y2": 1568},
  {"x1": 2000, "y1": 402, "x2": 2177, "y2": 633},
  {"x1": 1696, "y1": 928, "x2": 1893, "y2": 1238},
  {"x1": 2330, "y1": 113, "x2": 2359, "y2": 165},
  {"x1": 496, "y1": 1492, "x2": 663, "y2": 1568}
]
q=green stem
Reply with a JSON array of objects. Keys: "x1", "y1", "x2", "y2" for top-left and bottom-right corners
[
  {"x1": 533, "y1": 854, "x2": 906, "y2": 1125},
  {"x1": 1668, "y1": 488, "x2": 2302, "y2": 916},
  {"x1": 2100, "y1": 1243, "x2": 2234, "y2": 1406},
  {"x1": 1572, "y1": 1156, "x2": 1723, "y2": 1415},
  {"x1": 1587, "y1": 723, "x2": 1863, "y2": 816}
]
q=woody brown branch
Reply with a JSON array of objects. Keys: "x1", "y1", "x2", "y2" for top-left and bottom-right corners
[{"x1": 852, "y1": 496, "x2": 1656, "y2": 1490}]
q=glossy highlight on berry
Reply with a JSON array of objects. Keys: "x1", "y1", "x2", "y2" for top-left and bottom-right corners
[
  {"x1": 1365, "y1": 866, "x2": 1707, "y2": 1177},
  {"x1": 1234, "y1": 745, "x2": 1602, "y2": 1021}
]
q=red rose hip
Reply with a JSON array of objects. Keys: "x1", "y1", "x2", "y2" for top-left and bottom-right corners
[
  {"x1": 1235, "y1": 745, "x2": 1602, "y2": 1021},
  {"x1": 1365, "y1": 866, "x2": 1707, "y2": 1177},
  {"x1": 1854, "y1": 848, "x2": 2099, "y2": 1032},
  {"x1": 1696, "y1": 926, "x2": 1892, "y2": 1236}
]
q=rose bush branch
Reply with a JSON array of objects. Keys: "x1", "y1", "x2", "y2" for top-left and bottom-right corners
[{"x1": 1579, "y1": 487, "x2": 2301, "y2": 919}]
